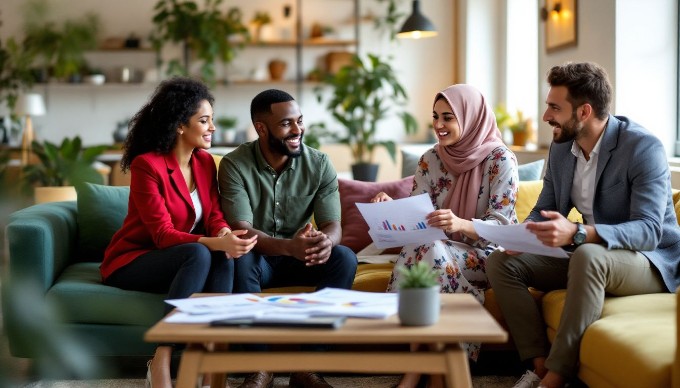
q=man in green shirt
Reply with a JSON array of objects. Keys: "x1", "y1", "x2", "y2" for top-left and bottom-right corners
[{"x1": 218, "y1": 89, "x2": 357, "y2": 388}]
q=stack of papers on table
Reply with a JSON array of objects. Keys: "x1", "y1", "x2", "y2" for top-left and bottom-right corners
[{"x1": 164, "y1": 288, "x2": 398, "y2": 324}]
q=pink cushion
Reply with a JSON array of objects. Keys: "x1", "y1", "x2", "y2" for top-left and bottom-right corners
[{"x1": 338, "y1": 176, "x2": 414, "y2": 252}]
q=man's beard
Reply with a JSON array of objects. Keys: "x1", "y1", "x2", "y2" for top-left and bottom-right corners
[
  {"x1": 549, "y1": 111, "x2": 583, "y2": 144},
  {"x1": 267, "y1": 127, "x2": 304, "y2": 158}
]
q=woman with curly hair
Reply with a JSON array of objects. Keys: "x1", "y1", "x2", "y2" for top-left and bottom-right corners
[
  {"x1": 101, "y1": 77, "x2": 257, "y2": 388},
  {"x1": 372, "y1": 84, "x2": 519, "y2": 388}
]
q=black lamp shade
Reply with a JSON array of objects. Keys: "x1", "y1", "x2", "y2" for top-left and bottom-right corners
[{"x1": 397, "y1": 0, "x2": 438, "y2": 39}]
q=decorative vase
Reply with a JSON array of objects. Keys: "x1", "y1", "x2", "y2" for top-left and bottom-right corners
[
  {"x1": 268, "y1": 59, "x2": 287, "y2": 81},
  {"x1": 351, "y1": 163, "x2": 379, "y2": 182},
  {"x1": 398, "y1": 286, "x2": 440, "y2": 326}
]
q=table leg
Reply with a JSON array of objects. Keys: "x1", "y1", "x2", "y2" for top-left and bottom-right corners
[
  {"x1": 177, "y1": 348, "x2": 203, "y2": 388},
  {"x1": 444, "y1": 344, "x2": 472, "y2": 388}
]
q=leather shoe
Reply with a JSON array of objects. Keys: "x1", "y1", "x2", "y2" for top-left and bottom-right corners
[
  {"x1": 238, "y1": 371, "x2": 274, "y2": 388},
  {"x1": 289, "y1": 372, "x2": 333, "y2": 388}
]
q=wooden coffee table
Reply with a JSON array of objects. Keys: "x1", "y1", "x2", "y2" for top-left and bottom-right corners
[{"x1": 145, "y1": 293, "x2": 507, "y2": 388}]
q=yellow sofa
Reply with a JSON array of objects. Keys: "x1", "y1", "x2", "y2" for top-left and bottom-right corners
[{"x1": 334, "y1": 180, "x2": 678, "y2": 388}]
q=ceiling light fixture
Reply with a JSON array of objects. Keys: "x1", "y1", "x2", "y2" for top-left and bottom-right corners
[{"x1": 397, "y1": 0, "x2": 437, "y2": 40}]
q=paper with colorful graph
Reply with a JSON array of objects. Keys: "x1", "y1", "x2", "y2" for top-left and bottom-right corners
[{"x1": 355, "y1": 193, "x2": 448, "y2": 249}]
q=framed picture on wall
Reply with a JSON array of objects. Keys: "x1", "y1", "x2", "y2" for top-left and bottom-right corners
[{"x1": 544, "y1": 0, "x2": 578, "y2": 53}]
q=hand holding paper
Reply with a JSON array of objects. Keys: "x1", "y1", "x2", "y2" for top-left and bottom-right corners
[
  {"x1": 472, "y1": 219, "x2": 569, "y2": 258},
  {"x1": 355, "y1": 193, "x2": 448, "y2": 249}
]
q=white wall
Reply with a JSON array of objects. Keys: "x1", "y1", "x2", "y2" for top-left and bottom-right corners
[
  {"x1": 615, "y1": 0, "x2": 677, "y2": 155},
  {"x1": 537, "y1": 0, "x2": 678, "y2": 156},
  {"x1": 0, "y1": 0, "x2": 455, "y2": 149}
]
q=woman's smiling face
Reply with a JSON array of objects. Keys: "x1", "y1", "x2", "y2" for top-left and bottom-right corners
[
  {"x1": 432, "y1": 97, "x2": 461, "y2": 147},
  {"x1": 178, "y1": 99, "x2": 215, "y2": 149}
]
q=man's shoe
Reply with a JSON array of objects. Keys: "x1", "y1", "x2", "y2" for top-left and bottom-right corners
[
  {"x1": 513, "y1": 370, "x2": 541, "y2": 388},
  {"x1": 238, "y1": 371, "x2": 274, "y2": 388},
  {"x1": 289, "y1": 372, "x2": 333, "y2": 388}
]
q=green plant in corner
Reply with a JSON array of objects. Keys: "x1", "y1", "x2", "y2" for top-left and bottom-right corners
[
  {"x1": 313, "y1": 54, "x2": 417, "y2": 166},
  {"x1": 397, "y1": 261, "x2": 439, "y2": 289},
  {"x1": 21, "y1": 136, "x2": 110, "y2": 193},
  {"x1": 0, "y1": 38, "x2": 36, "y2": 111}
]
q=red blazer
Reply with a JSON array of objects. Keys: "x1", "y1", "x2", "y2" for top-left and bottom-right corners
[{"x1": 101, "y1": 149, "x2": 229, "y2": 280}]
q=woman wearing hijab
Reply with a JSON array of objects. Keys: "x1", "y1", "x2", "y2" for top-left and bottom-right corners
[{"x1": 372, "y1": 84, "x2": 519, "y2": 388}]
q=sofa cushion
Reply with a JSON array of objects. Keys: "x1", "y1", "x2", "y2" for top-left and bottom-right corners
[
  {"x1": 46, "y1": 263, "x2": 165, "y2": 326},
  {"x1": 542, "y1": 290, "x2": 676, "y2": 388},
  {"x1": 338, "y1": 176, "x2": 413, "y2": 252},
  {"x1": 401, "y1": 149, "x2": 421, "y2": 178},
  {"x1": 75, "y1": 183, "x2": 129, "y2": 261},
  {"x1": 517, "y1": 159, "x2": 545, "y2": 181}
]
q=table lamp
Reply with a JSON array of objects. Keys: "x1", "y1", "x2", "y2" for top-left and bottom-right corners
[{"x1": 15, "y1": 93, "x2": 46, "y2": 165}]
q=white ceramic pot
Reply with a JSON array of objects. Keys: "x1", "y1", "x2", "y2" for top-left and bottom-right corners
[{"x1": 398, "y1": 286, "x2": 440, "y2": 326}]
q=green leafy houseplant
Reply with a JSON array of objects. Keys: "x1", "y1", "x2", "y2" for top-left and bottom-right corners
[
  {"x1": 22, "y1": 0, "x2": 100, "y2": 81},
  {"x1": 313, "y1": 54, "x2": 417, "y2": 166},
  {"x1": 21, "y1": 136, "x2": 110, "y2": 192},
  {"x1": 397, "y1": 261, "x2": 439, "y2": 289},
  {"x1": 494, "y1": 104, "x2": 532, "y2": 146},
  {"x1": 151, "y1": 0, "x2": 249, "y2": 86},
  {"x1": 0, "y1": 38, "x2": 36, "y2": 111}
]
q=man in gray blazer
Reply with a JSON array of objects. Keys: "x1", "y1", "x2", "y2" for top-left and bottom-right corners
[{"x1": 487, "y1": 62, "x2": 680, "y2": 388}]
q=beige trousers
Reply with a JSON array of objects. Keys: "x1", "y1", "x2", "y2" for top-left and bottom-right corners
[{"x1": 486, "y1": 244, "x2": 666, "y2": 378}]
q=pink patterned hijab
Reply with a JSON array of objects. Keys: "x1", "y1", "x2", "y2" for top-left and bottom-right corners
[{"x1": 434, "y1": 84, "x2": 505, "y2": 239}]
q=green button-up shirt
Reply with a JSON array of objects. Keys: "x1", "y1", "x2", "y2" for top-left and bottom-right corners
[{"x1": 218, "y1": 140, "x2": 340, "y2": 239}]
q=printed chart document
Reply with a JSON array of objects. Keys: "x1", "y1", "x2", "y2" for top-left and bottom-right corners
[
  {"x1": 163, "y1": 288, "x2": 398, "y2": 324},
  {"x1": 472, "y1": 219, "x2": 569, "y2": 258},
  {"x1": 356, "y1": 193, "x2": 448, "y2": 249}
]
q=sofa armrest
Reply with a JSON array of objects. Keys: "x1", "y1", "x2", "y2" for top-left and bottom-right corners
[{"x1": 5, "y1": 201, "x2": 78, "y2": 293}]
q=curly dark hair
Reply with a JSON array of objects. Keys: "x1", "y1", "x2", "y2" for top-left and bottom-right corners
[
  {"x1": 120, "y1": 77, "x2": 214, "y2": 172},
  {"x1": 547, "y1": 62, "x2": 612, "y2": 120},
  {"x1": 250, "y1": 89, "x2": 295, "y2": 124}
]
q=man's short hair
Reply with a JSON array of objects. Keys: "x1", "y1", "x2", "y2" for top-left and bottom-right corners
[
  {"x1": 547, "y1": 62, "x2": 612, "y2": 120},
  {"x1": 250, "y1": 89, "x2": 295, "y2": 124}
]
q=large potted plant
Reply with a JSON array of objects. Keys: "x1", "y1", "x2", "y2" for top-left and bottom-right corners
[
  {"x1": 21, "y1": 136, "x2": 110, "y2": 203},
  {"x1": 314, "y1": 54, "x2": 417, "y2": 181},
  {"x1": 151, "y1": 0, "x2": 249, "y2": 86},
  {"x1": 396, "y1": 261, "x2": 440, "y2": 326}
]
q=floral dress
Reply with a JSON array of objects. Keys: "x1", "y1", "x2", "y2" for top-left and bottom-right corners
[{"x1": 386, "y1": 146, "x2": 518, "y2": 360}]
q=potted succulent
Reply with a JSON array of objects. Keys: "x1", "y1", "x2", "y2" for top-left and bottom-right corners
[
  {"x1": 21, "y1": 136, "x2": 110, "y2": 202},
  {"x1": 396, "y1": 261, "x2": 440, "y2": 326},
  {"x1": 313, "y1": 54, "x2": 417, "y2": 181}
]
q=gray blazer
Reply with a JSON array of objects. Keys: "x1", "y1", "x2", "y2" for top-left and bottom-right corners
[{"x1": 528, "y1": 115, "x2": 680, "y2": 292}]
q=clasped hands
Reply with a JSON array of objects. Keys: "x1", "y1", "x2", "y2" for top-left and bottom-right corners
[
  {"x1": 370, "y1": 192, "x2": 463, "y2": 235},
  {"x1": 291, "y1": 223, "x2": 332, "y2": 266},
  {"x1": 216, "y1": 227, "x2": 257, "y2": 259}
]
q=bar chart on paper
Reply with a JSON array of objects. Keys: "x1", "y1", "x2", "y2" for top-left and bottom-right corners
[
  {"x1": 356, "y1": 194, "x2": 448, "y2": 248},
  {"x1": 379, "y1": 219, "x2": 428, "y2": 231}
]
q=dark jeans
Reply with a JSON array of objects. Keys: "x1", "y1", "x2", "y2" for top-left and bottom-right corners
[
  {"x1": 105, "y1": 243, "x2": 234, "y2": 314},
  {"x1": 233, "y1": 244, "x2": 358, "y2": 293}
]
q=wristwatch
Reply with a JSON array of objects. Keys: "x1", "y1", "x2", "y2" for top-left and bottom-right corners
[{"x1": 573, "y1": 222, "x2": 587, "y2": 246}]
